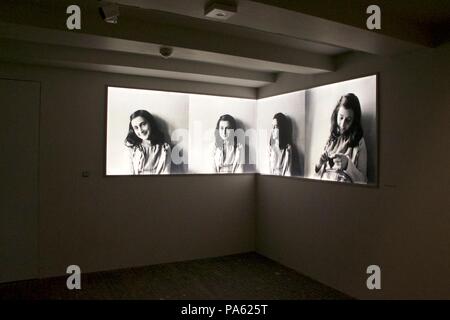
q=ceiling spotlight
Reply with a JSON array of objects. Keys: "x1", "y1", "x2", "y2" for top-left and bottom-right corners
[
  {"x1": 99, "y1": 2, "x2": 120, "y2": 24},
  {"x1": 204, "y1": 1, "x2": 237, "y2": 20}
]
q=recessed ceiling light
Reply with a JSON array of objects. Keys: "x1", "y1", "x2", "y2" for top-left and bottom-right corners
[{"x1": 204, "y1": 2, "x2": 237, "y2": 20}]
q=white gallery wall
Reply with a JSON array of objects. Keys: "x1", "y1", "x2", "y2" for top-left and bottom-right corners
[
  {"x1": 256, "y1": 44, "x2": 450, "y2": 299},
  {"x1": 0, "y1": 62, "x2": 256, "y2": 279}
]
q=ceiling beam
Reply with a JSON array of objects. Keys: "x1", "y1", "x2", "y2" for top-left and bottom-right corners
[
  {"x1": 0, "y1": 2, "x2": 335, "y2": 74},
  {"x1": 0, "y1": 38, "x2": 276, "y2": 87},
  {"x1": 114, "y1": 0, "x2": 429, "y2": 55}
]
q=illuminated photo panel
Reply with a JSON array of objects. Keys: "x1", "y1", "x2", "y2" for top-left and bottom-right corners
[
  {"x1": 305, "y1": 75, "x2": 377, "y2": 184},
  {"x1": 188, "y1": 94, "x2": 257, "y2": 174},
  {"x1": 105, "y1": 74, "x2": 377, "y2": 185},
  {"x1": 256, "y1": 90, "x2": 306, "y2": 177},
  {"x1": 106, "y1": 87, "x2": 189, "y2": 175}
]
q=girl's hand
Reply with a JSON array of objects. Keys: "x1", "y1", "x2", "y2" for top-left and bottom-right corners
[
  {"x1": 315, "y1": 152, "x2": 328, "y2": 173},
  {"x1": 332, "y1": 153, "x2": 349, "y2": 170},
  {"x1": 319, "y1": 152, "x2": 328, "y2": 165}
]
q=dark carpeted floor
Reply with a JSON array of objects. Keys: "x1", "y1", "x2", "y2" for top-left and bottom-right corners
[{"x1": 0, "y1": 252, "x2": 351, "y2": 300}]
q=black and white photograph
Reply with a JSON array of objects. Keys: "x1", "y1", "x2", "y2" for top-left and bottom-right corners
[
  {"x1": 106, "y1": 87, "x2": 189, "y2": 175},
  {"x1": 256, "y1": 90, "x2": 306, "y2": 177},
  {"x1": 188, "y1": 94, "x2": 257, "y2": 174},
  {"x1": 305, "y1": 75, "x2": 378, "y2": 184}
]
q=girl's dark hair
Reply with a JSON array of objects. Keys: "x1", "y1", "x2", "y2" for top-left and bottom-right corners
[
  {"x1": 269, "y1": 112, "x2": 291, "y2": 150},
  {"x1": 125, "y1": 109, "x2": 165, "y2": 147},
  {"x1": 329, "y1": 93, "x2": 364, "y2": 148},
  {"x1": 215, "y1": 114, "x2": 237, "y2": 149}
]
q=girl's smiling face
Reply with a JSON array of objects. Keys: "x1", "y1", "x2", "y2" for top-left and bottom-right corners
[
  {"x1": 337, "y1": 107, "x2": 354, "y2": 134},
  {"x1": 131, "y1": 116, "x2": 151, "y2": 140}
]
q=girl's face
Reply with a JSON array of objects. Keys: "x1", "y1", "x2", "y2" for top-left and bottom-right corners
[
  {"x1": 337, "y1": 107, "x2": 354, "y2": 134},
  {"x1": 271, "y1": 118, "x2": 279, "y2": 140},
  {"x1": 219, "y1": 120, "x2": 233, "y2": 141},
  {"x1": 131, "y1": 116, "x2": 151, "y2": 140}
]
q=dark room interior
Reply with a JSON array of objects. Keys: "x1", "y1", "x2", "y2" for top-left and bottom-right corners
[{"x1": 0, "y1": 0, "x2": 449, "y2": 304}]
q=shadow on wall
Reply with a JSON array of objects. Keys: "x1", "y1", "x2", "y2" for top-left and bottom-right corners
[
  {"x1": 285, "y1": 115, "x2": 304, "y2": 177},
  {"x1": 154, "y1": 115, "x2": 188, "y2": 174},
  {"x1": 362, "y1": 115, "x2": 377, "y2": 183}
]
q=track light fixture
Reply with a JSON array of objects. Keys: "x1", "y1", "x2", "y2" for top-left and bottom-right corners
[{"x1": 99, "y1": 2, "x2": 120, "y2": 24}]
